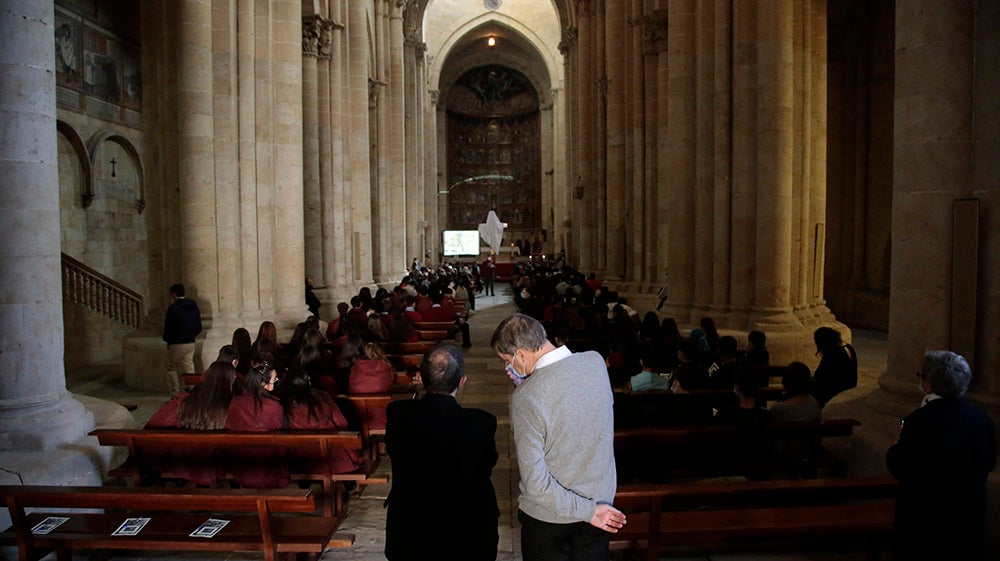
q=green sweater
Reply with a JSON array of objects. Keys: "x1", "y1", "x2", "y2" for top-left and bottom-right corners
[{"x1": 510, "y1": 350, "x2": 618, "y2": 524}]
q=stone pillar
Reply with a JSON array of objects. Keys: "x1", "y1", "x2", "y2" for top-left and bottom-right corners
[
  {"x1": 329, "y1": 4, "x2": 350, "y2": 293},
  {"x1": 348, "y1": 0, "x2": 374, "y2": 285},
  {"x1": 604, "y1": 3, "x2": 626, "y2": 280},
  {"x1": 576, "y1": 6, "x2": 594, "y2": 271},
  {"x1": 712, "y1": 0, "x2": 733, "y2": 309},
  {"x1": 318, "y1": 17, "x2": 341, "y2": 298},
  {"x1": 271, "y1": 0, "x2": 305, "y2": 317},
  {"x1": 237, "y1": 0, "x2": 260, "y2": 316},
  {"x1": 0, "y1": 0, "x2": 94, "y2": 449},
  {"x1": 303, "y1": 15, "x2": 323, "y2": 283},
  {"x1": 177, "y1": 0, "x2": 219, "y2": 312},
  {"x1": 693, "y1": 1, "x2": 716, "y2": 313},
  {"x1": 403, "y1": 17, "x2": 425, "y2": 269},
  {"x1": 664, "y1": 0, "x2": 696, "y2": 319},
  {"x1": 387, "y1": 2, "x2": 406, "y2": 280},
  {"x1": 752, "y1": 0, "x2": 795, "y2": 324},
  {"x1": 871, "y1": 0, "x2": 982, "y2": 417}
]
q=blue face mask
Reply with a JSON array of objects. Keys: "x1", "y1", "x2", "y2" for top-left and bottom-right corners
[{"x1": 506, "y1": 353, "x2": 529, "y2": 380}]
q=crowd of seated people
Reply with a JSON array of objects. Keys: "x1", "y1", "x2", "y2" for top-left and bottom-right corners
[
  {"x1": 509, "y1": 261, "x2": 859, "y2": 432},
  {"x1": 141, "y1": 265, "x2": 496, "y2": 486}
]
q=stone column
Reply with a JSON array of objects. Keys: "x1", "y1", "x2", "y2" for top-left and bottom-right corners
[
  {"x1": 387, "y1": 2, "x2": 406, "y2": 280},
  {"x1": 177, "y1": 0, "x2": 218, "y2": 311},
  {"x1": 604, "y1": 3, "x2": 626, "y2": 280},
  {"x1": 576, "y1": 5, "x2": 594, "y2": 271},
  {"x1": 871, "y1": 0, "x2": 980, "y2": 417},
  {"x1": 712, "y1": 0, "x2": 733, "y2": 309},
  {"x1": 0, "y1": 0, "x2": 94, "y2": 449},
  {"x1": 348, "y1": 0, "x2": 374, "y2": 285},
  {"x1": 271, "y1": 0, "x2": 305, "y2": 317},
  {"x1": 403, "y1": 24, "x2": 424, "y2": 268},
  {"x1": 752, "y1": 0, "x2": 795, "y2": 324},
  {"x1": 303, "y1": 15, "x2": 323, "y2": 282},
  {"x1": 664, "y1": 0, "x2": 696, "y2": 319},
  {"x1": 729, "y1": 0, "x2": 758, "y2": 315},
  {"x1": 693, "y1": 1, "x2": 716, "y2": 313},
  {"x1": 237, "y1": 0, "x2": 260, "y2": 315},
  {"x1": 318, "y1": 17, "x2": 341, "y2": 297}
]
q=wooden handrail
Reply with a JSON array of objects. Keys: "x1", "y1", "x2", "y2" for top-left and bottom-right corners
[{"x1": 61, "y1": 252, "x2": 143, "y2": 329}]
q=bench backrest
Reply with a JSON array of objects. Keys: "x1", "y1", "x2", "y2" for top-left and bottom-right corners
[
  {"x1": 614, "y1": 418, "x2": 860, "y2": 480},
  {"x1": 0, "y1": 485, "x2": 316, "y2": 513}
]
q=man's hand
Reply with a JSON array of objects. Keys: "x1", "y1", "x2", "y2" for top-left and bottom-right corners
[{"x1": 589, "y1": 504, "x2": 626, "y2": 533}]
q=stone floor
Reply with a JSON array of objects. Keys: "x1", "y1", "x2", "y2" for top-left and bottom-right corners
[{"x1": 53, "y1": 288, "x2": 997, "y2": 561}]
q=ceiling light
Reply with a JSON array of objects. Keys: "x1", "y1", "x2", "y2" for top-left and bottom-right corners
[{"x1": 487, "y1": 36, "x2": 496, "y2": 48}]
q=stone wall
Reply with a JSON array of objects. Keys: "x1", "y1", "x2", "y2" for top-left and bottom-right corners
[{"x1": 56, "y1": 0, "x2": 145, "y2": 367}]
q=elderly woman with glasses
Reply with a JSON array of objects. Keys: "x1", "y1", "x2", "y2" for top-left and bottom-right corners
[{"x1": 886, "y1": 350, "x2": 996, "y2": 561}]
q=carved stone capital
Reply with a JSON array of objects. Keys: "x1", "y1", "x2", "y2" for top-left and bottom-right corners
[
  {"x1": 318, "y1": 19, "x2": 336, "y2": 59},
  {"x1": 558, "y1": 26, "x2": 577, "y2": 55},
  {"x1": 303, "y1": 14, "x2": 322, "y2": 57},
  {"x1": 595, "y1": 75, "x2": 610, "y2": 99},
  {"x1": 641, "y1": 10, "x2": 669, "y2": 55},
  {"x1": 369, "y1": 79, "x2": 386, "y2": 109}
]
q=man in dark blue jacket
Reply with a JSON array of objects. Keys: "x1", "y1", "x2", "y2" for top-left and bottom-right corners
[
  {"x1": 162, "y1": 283, "x2": 202, "y2": 393},
  {"x1": 886, "y1": 350, "x2": 996, "y2": 561},
  {"x1": 384, "y1": 344, "x2": 498, "y2": 561}
]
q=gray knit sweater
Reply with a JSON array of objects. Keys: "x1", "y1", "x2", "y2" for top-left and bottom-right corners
[{"x1": 510, "y1": 350, "x2": 617, "y2": 524}]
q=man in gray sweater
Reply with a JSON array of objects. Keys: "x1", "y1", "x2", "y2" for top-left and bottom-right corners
[{"x1": 491, "y1": 314, "x2": 626, "y2": 561}]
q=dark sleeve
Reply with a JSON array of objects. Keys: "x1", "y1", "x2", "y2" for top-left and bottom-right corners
[
  {"x1": 162, "y1": 305, "x2": 174, "y2": 342},
  {"x1": 194, "y1": 305, "x2": 203, "y2": 336},
  {"x1": 886, "y1": 410, "x2": 923, "y2": 481}
]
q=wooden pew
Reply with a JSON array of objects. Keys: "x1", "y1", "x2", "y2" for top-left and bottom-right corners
[
  {"x1": 337, "y1": 394, "x2": 394, "y2": 465},
  {"x1": 378, "y1": 340, "x2": 436, "y2": 355},
  {"x1": 617, "y1": 386, "x2": 787, "y2": 427},
  {"x1": 91, "y1": 429, "x2": 382, "y2": 517},
  {"x1": 614, "y1": 419, "x2": 861, "y2": 481},
  {"x1": 411, "y1": 321, "x2": 457, "y2": 332},
  {"x1": 415, "y1": 330, "x2": 452, "y2": 342},
  {"x1": 0, "y1": 485, "x2": 354, "y2": 561},
  {"x1": 611, "y1": 476, "x2": 896, "y2": 561}
]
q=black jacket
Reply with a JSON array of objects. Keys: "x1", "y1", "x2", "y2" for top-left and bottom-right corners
[
  {"x1": 886, "y1": 396, "x2": 996, "y2": 561},
  {"x1": 162, "y1": 297, "x2": 202, "y2": 344},
  {"x1": 384, "y1": 393, "x2": 499, "y2": 561}
]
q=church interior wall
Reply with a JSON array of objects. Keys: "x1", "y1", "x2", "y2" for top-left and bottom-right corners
[
  {"x1": 55, "y1": 0, "x2": 147, "y2": 368},
  {"x1": 824, "y1": 0, "x2": 893, "y2": 331}
]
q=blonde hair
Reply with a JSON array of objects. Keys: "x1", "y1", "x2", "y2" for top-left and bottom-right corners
[{"x1": 362, "y1": 342, "x2": 389, "y2": 363}]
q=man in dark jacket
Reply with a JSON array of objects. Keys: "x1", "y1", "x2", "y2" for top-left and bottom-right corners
[
  {"x1": 384, "y1": 344, "x2": 499, "y2": 561},
  {"x1": 886, "y1": 350, "x2": 996, "y2": 561},
  {"x1": 162, "y1": 283, "x2": 202, "y2": 393}
]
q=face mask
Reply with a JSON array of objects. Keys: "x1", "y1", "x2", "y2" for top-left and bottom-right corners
[{"x1": 506, "y1": 353, "x2": 529, "y2": 380}]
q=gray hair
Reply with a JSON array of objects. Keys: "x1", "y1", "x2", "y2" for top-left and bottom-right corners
[
  {"x1": 920, "y1": 350, "x2": 972, "y2": 398},
  {"x1": 490, "y1": 313, "x2": 548, "y2": 356},
  {"x1": 420, "y1": 344, "x2": 464, "y2": 394}
]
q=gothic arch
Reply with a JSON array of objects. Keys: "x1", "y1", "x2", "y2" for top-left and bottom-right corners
[
  {"x1": 87, "y1": 130, "x2": 145, "y2": 213},
  {"x1": 56, "y1": 120, "x2": 93, "y2": 208},
  {"x1": 429, "y1": 13, "x2": 560, "y2": 98}
]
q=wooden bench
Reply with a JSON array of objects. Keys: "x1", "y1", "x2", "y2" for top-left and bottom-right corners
[
  {"x1": 336, "y1": 394, "x2": 394, "y2": 464},
  {"x1": 617, "y1": 386, "x2": 787, "y2": 427},
  {"x1": 91, "y1": 429, "x2": 384, "y2": 517},
  {"x1": 411, "y1": 321, "x2": 457, "y2": 332},
  {"x1": 611, "y1": 476, "x2": 896, "y2": 561},
  {"x1": 0, "y1": 485, "x2": 353, "y2": 561},
  {"x1": 615, "y1": 418, "x2": 861, "y2": 481},
  {"x1": 415, "y1": 330, "x2": 452, "y2": 342},
  {"x1": 378, "y1": 340, "x2": 436, "y2": 355}
]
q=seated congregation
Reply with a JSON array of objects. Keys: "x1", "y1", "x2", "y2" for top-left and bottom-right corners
[{"x1": 508, "y1": 261, "x2": 862, "y2": 483}]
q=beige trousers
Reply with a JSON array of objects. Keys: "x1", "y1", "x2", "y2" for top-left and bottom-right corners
[{"x1": 165, "y1": 343, "x2": 196, "y2": 393}]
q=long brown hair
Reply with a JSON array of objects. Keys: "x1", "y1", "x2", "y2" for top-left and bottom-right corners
[{"x1": 177, "y1": 361, "x2": 237, "y2": 430}]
